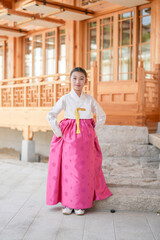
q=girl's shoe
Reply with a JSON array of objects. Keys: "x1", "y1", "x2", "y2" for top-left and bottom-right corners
[
  {"x1": 74, "y1": 209, "x2": 85, "y2": 215},
  {"x1": 62, "y1": 207, "x2": 73, "y2": 215}
]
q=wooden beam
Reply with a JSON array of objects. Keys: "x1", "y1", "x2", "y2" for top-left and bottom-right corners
[
  {"x1": 3, "y1": 9, "x2": 65, "y2": 25},
  {"x1": 0, "y1": 35, "x2": 8, "y2": 40},
  {"x1": 0, "y1": 0, "x2": 12, "y2": 9},
  {"x1": 20, "y1": 0, "x2": 95, "y2": 15},
  {"x1": 0, "y1": 24, "x2": 28, "y2": 34}
]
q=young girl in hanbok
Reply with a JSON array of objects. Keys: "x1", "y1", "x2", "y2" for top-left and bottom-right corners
[{"x1": 46, "y1": 67, "x2": 112, "y2": 215}]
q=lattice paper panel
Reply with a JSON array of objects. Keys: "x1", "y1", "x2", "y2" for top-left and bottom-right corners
[
  {"x1": 23, "y1": 1, "x2": 58, "y2": 14},
  {"x1": 13, "y1": 87, "x2": 24, "y2": 107},
  {"x1": 1, "y1": 88, "x2": 11, "y2": 107},
  {"x1": 29, "y1": 19, "x2": 62, "y2": 28},
  {"x1": 40, "y1": 84, "x2": 54, "y2": 107},
  {"x1": 26, "y1": 86, "x2": 38, "y2": 107},
  {"x1": 103, "y1": 0, "x2": 149, "y2": 7},
  {"x1": 0, "y1": 11, "x2": 30, "y2": 23},
  {"x1": 55, "y1": 10, "x2": 92, "y2": 21}
]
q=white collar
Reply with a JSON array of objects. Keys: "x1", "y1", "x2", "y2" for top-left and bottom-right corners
[{"x1": 70, "y1": 88, "x2": 84, "y2": 100}]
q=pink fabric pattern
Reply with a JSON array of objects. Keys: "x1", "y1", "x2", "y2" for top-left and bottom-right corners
[{"x1": 46, "y1": 118, "x2": 112, "y2": 209}]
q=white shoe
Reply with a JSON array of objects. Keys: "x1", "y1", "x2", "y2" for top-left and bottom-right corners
[
  {"x1": 74, "y1": 209, "x2": 85, "y2": 215},
  {"x1": 62, "y1": 207, "x2": 73, "y2": 215}
]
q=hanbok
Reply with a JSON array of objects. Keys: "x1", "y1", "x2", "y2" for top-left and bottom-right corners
[{"x1": 46, "y1": 88, "x2": 112, "y2": 209}]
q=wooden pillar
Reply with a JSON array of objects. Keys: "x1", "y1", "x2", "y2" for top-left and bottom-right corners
[
  {"x1": 8, "y1": 37, "x2": 16, "y2": 79},
  {"x1": 23, "y1": 125, "x2": 33, "y2": 141},
  {"x1": 8, "y1": 34, "x2": 23, "y2": 79},
  {"x1": 65, "y1": 20, "x2": 76, "y2": 72},
  {"x1": 155, "y1": 64, "x2": 160, "y2": 121},
  {"x1": 137, "y1": 61, "x2": 145, "y2": 113},
  {"x1": 91, "y1": 61, "x2": 97, "y2": 100},
  {"x1": 15, "y1": 37, "x2": 23, "y2": 77},
  {"x1": 151, "y1": 0, "x2": 160, "y2": 69},
  {"x1": 75, "y1": 21, "x2": 84, "y2": 67},
  {"x1": 61, "y1": 0, "x2": 76, "y2": 72}
]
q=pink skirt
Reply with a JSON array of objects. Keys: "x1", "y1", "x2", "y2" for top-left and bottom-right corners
[{"x1": 46, "y1": 118, "x2": 112, "y2": 209}]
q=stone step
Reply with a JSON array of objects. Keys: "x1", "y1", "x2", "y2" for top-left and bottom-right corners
[
  {"x1": 97, "y1": 125, "x2": 148, "y2": 144},
  {"x1": 104, "y1": 175, "x2": 160, "y2": 188},
  {"x1": 149, "y1": 133, "x2": 160, "y2": 149},
  {"x1": 102, "y1": 156, "x2": 160, "y2": 188},
  {"x1": 100, "y1": 143, "x2": 160, "y2": 158},
  {"x1": 102, "y1": 156, "x2": 160, "y2": 167},
  {"x1": 93, "y1": 186, "x2": 160, "y2": 212}
]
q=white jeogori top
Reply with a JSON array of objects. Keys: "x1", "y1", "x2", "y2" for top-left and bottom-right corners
[{"x1": 47, "y1": 88, "x2": 106, "y2": 137}]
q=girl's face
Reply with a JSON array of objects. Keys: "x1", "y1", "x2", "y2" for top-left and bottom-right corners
[{"x1": 70, "y1": 71, "x2": 87, "y2": 94}]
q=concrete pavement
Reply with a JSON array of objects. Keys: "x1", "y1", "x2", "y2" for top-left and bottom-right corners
[{"x1": 0, "y1": 159, "x2": 160, "y2": 240}]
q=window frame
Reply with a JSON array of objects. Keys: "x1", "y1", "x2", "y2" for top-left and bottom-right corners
[
  {"x1": 23, "y1": 26, "x2": 65, "y2": 77},
  {"x1": 85, "y1": 4, "x2": 151, "y2": 83},
  {"x1": 0, "y1": 40, "x2": 8, "y2": 80},
  {"x1": 138, "y1": 4, "x2": 152, "y2": 71}
]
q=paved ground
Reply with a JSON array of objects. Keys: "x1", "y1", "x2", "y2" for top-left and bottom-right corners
[{"x1": 0, "y1": 159, "x2": 160, "y2": 240}]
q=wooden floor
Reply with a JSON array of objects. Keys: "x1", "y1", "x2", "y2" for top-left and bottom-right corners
[{"x1": 0, "y1": 159, "x2": 160, "y2": 240}]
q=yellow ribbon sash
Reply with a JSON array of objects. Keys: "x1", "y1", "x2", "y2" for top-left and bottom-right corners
[{"x1": 75, "y1": 108, "x2": 86, "y2": 134}]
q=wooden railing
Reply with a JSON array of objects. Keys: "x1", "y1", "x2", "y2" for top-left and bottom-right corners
[
  {"x1": 0, "y1": 60, "x2": 159, "y2": 135},
  {"x1": 137, "y1": 61, "x2": 160, "y2": 130},
  {"x1": 0, "y1": 61, "x2": 98, "y2": 108}
]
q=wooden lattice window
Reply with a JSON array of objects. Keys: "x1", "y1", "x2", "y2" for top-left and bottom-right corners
[
  {"x1": 33, "y1": 34, "x2": 43, "y2": 77},
  {"x1": 100, "y1": 17, "x2": 113, "y2": 81},
  {"x1": 58, "y1": 28, "x2": 66, "y2": 74},
  {"x1": 138, "y1": 7, "x2": 151, "y2": 70},
  {"x1": 24, "y1": 27, "x2": 65, "y2": 77},
  {"x1": 45, "y1": 31, "x2": 56, "y2": 75},
  {"x1": 87, "y1": 21, "x2": 97, "y2": 70},
  {"x1": 118, "y1": 11, "x2": 134, "y2": 80},
  {"x1": 24, "y1": 37, "x2": 32, "y2": 77}
]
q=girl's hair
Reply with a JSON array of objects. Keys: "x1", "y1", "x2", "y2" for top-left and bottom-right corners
[{"x1": 70, "y1": 67, "x2": 87, "y2": 78}]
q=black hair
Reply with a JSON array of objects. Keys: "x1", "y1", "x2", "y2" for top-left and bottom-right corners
[{"x1": 70, "y1": 67, "x2": 87, "y2": 78}]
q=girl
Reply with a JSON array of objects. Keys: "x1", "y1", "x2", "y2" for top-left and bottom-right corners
[{"x1": 46, "y1": 67, "x2": 112, "y2": 215}]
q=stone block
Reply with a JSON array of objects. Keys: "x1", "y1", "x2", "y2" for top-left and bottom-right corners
[
  {"x1": 102, "y1": 157, "x2": 141, "y2": 168},
  {"x1": 140, "y1": 161, "x2": 159, "y2": 169},
  {"x1": 101, "y1": 143, "x2": 160, "y2": 158},
  {"x1": 97, "y1": 125, "x2": 148, "y2": 144},
  {"x1": 142, "y1": 169, "x2": 157, "y2": 178},
  {"x1": 149, "y1": 134, "x2": 160, "y2": 149},
  {"x1": 21, "y1": 140, "x2": 35, "y2": 162},
  {"x1": 93, "y1": 187, "x2": 160, "y2": 212}
]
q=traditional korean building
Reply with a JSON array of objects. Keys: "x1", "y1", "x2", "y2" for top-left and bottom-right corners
[
  {"x1": 0, "y1": 0, "x2": 160, "y2": 212},
  {"x1": 0, "y1": 0, "x2": 160, "y2": 149}
]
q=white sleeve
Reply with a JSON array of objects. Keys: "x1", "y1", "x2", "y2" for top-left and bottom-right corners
[
  {"x1": 46, "y1": 96, "x2": 65, "y2": 137},
  {"x1": 91, "y1": 97, "x2": 106, "y2": 133}
]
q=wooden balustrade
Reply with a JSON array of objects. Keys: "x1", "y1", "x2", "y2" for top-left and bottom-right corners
[
  {"x1": 0, "y1": 63, "x2": 97, "y2": 108},
  {"x1": 0, "y1": 63, "x2": 97, "y2": 140},
  {"x1": 0, "y1": 60, "x2": 160, "y2": 136},
  {"x1": 137, "y1": 61, "x2": 160, "y2": 131}
]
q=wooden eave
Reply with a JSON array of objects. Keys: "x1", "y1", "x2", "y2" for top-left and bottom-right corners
[
  {"x1": 3, "y1": 8, "x2": 65, "y2": 25},
  {"x1": 0, "y1": 35, "x2": 8, "y2": 40},
  {"x1": 0, "y1": 24, "x2": 28, "y2": 35},
  {"x1": 19, "y1": 0, "x2": 94, "y2": 14},
  {"x1": 0, "y1": 0, "x2": 12, "y2": 10}
]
